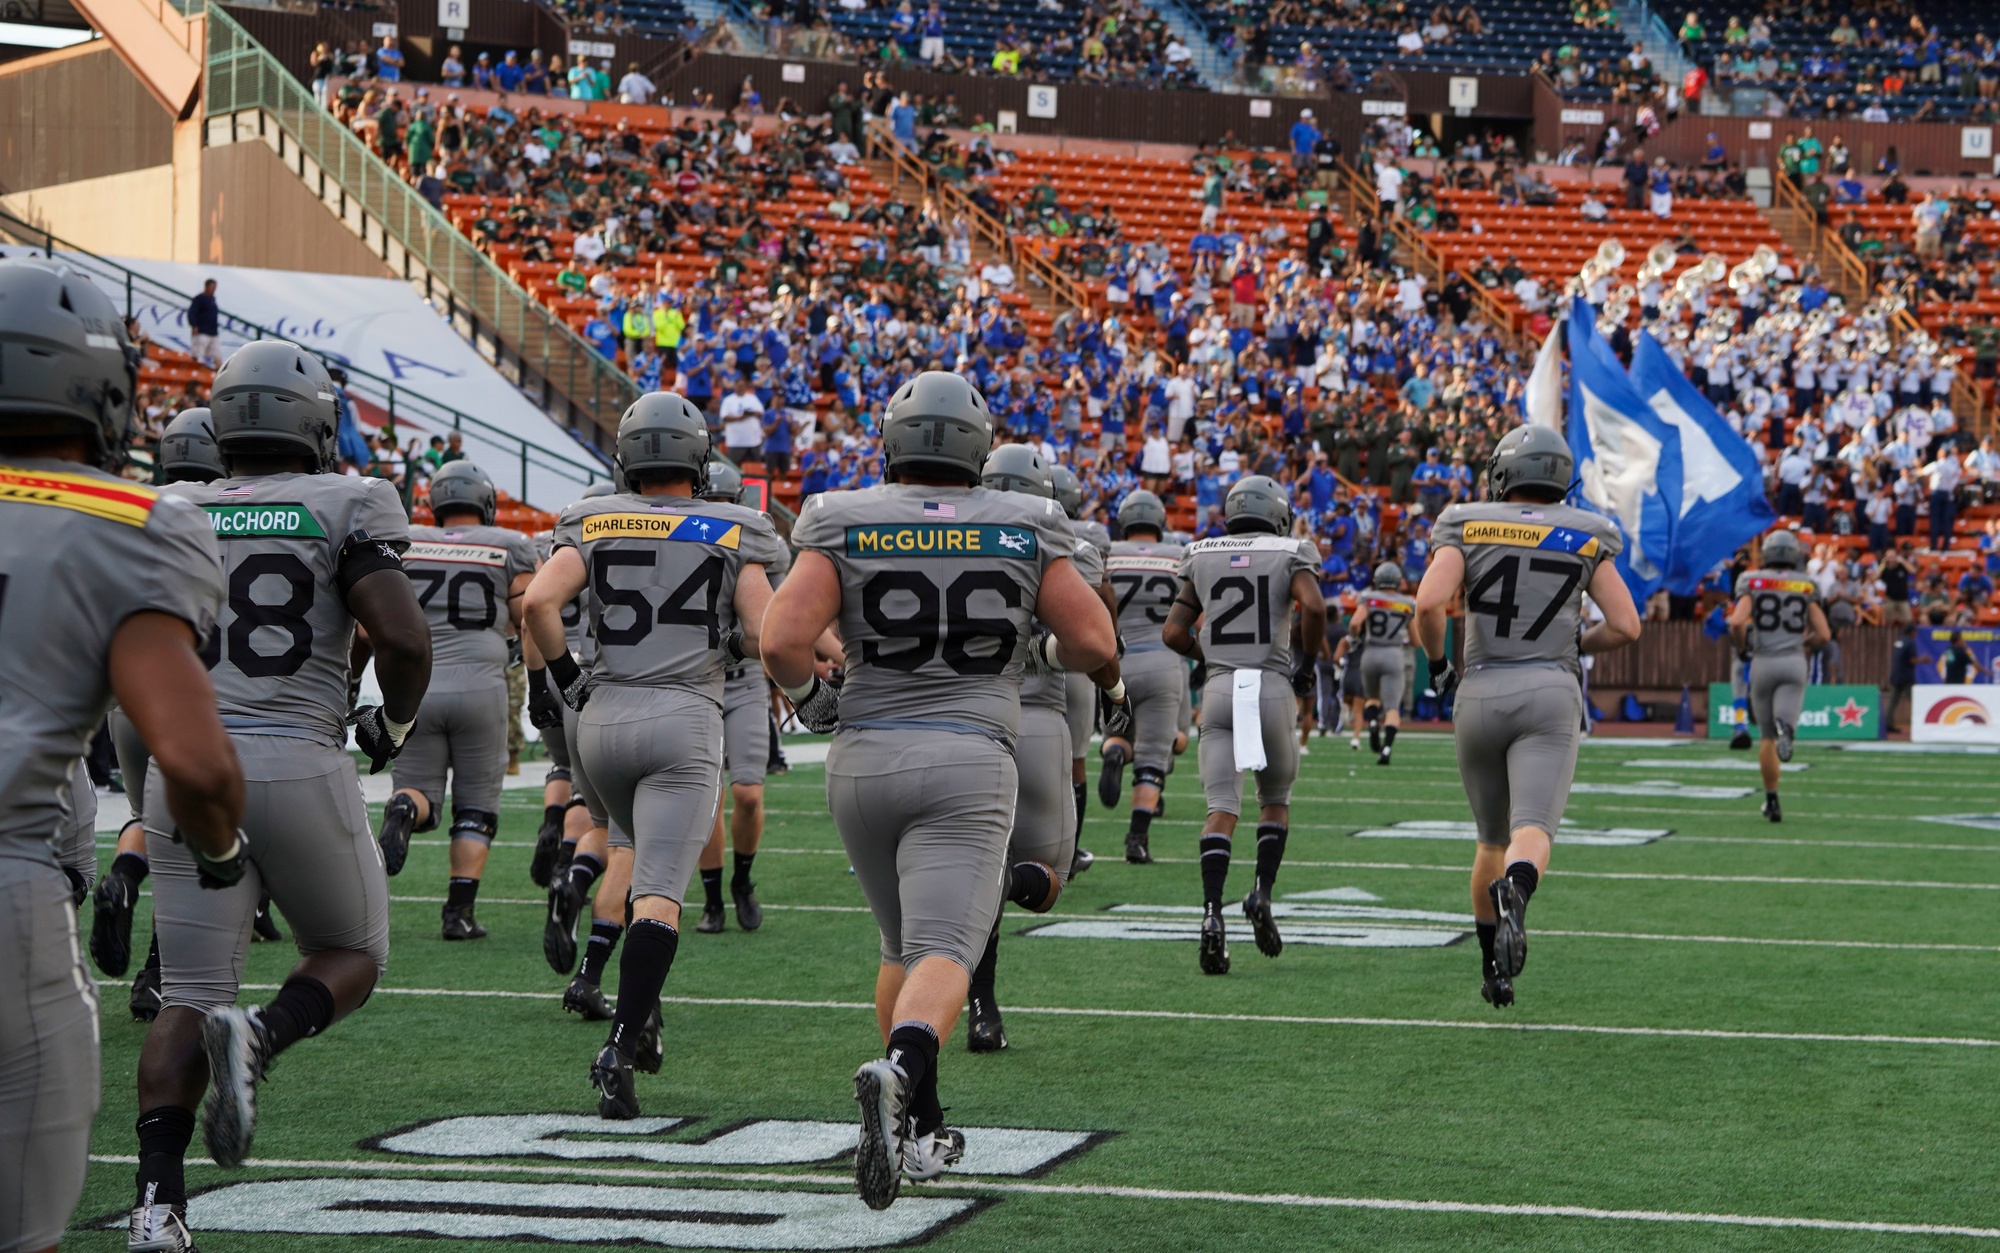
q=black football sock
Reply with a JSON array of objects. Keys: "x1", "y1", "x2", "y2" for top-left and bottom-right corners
[
  {"x1": 142, "y1": 930, "x2": 161, "y2": 973},
  {"x1": 1766, "y1": 789, "x2": 1779, "y2": 804},
  {"x1": 1476, "y1": 920, "x2": 1498, "y2": 974},
  {"x1": 608, "y1": 918, "x2": 677, "y2": 1060},
  {"x1": 1005, "y1": 861, "x2": 1054, "y2": 911},
  {"x1": 1199, "y1": 833, "x2": 1231, "y2": 914},
  {"x1": 731, "y1": 851, "x2": 756, "y2": 892},
  {"x1": 700, "y1": 868, "x2": 724, "y2": 910},
  {"x1": 969, "y1": 921, "x2": 1001, "y2": 1001},
  {"x1": 446, "y1": 877, "x2": 479, "y2": 909},
  {"x1": 887, "y1": 1020, "x2": 942, "y2": 1135},
  {"x1": 558, "y1": 837, "x2": 578, "y2": 863},
  {"x1": 1129, "y1": 807, "x2": 1153, "y2": 840},
  {"x1": 260, "y1": 974, "x2": 336, "y2": 1054},
  {"x1": 134, "y1": 1105, "x2": 197, "y2": 1209},
  {"x1": 579, "y1": 920, "x2": 623, "y2": 985},
  {"x1": 542, "y1": 803, "x2": 565, "y2": 831},
  {"x1": 1073, "y1": 782, "x2": 1088, "y2": 832},
  {"x1": 1504, "y1": 860, "x2": 1539, "y2": 914},
  {"x1": 566, "y1": 853, "x2": 605, "y2": 895},
  {"x1": 1254, "y1": 823, "x2": 1288, "y2": 895},
  {"x1": 1384, "y1": 725, "x2": 1399, "y2": 748},
  {"x1": 111, "y1": 850, "x2": 150, "y2": 885}
]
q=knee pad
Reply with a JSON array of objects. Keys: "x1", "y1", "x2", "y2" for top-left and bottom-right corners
[
  {"x1": 410, "y1": 793, "x2": 442, "y2": 834},
  {"x1": 1133, "y1": 765, "x2": 1167, "y2": 792},
  {"x1": 1364, "y1": 701, "x2": 1383, "y2": 725},
  {"x1": 449, "y1": 808, "x2": 499, "y2": 845},
  {"x1": 545, "y1": 765, "x2": 573, "y2": 785},
  {"x1": 564, "y1": 796, "x2": 591, "y2": 813}
]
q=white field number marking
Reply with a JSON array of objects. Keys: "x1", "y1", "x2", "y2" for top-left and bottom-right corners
[
  {"x1": 1027, "y1": 918, "x2": 1465, "y2": 948},
  {"x1": 159, "y1": 1178, "x2": 975, "y2": 1250},
  {"x1": 376, "y1": 1114, "x2": 1094, "y2": 1177},
  {"x1": 1620, "y1": 757, "x2": 1809, "y2": 773},
  {"x1": 1347, "y1": 820, "x2": 1670, "y2": 847},
  {"x1": 1570, "y1": 780, "x2": 1753, "y2": 799},
  {"x1": 1105, "y1": 901, "x2": 1470, "y2": 925},
  {"x1": 1916, "y1": 814, "x2": 2000, "y2": 832}
]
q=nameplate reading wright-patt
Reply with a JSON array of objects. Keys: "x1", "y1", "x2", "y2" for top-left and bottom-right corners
[
  {"x1": 1460, "y1": 520, "x2": 1599, "y2": 556},
  {"x1": 845, "y1": 524, "x2": 1039, "y2": 558},
  {"x1": 203, "y1": 503, "x2": 328, "y2": 538},
  {"x1": 581, "y1": 512, "x2": 742, "y2": 548},
  {"x1": 407, "y1": 541, "x2": 509, "y2": 566}
]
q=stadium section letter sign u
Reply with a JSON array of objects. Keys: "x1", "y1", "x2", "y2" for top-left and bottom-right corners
[
  {"x1": 1706, "y1": 684, "x2": 1878, "y2": 740},
  {"x1": 1911, "y1": 685, "x2": 2000, "y2": 745}
]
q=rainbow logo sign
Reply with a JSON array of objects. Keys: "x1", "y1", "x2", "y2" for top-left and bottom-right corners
[{"x1": 1924, "y1": 695, "x2": 1991, "y2": 727}]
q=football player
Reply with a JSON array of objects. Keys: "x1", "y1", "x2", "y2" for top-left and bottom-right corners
[
  {"x1": 524, "y1": 394, "x2": 783, "y2": 1120},
  {"x1": 1099, "y1": 489, "x2": 1187, "y2": 865},
  {"x1": 762, "y1": 372, "x2": 1116, "y2": 1209},
  {"x1": 377, "y1": 460, "x2": 537, "y2": 940},
  {"x1": 0, "y1": 259, "x2": 243, "y2": 1253},
  {"x1": 1727, "y1": 530, "x2": 1828, "y2": 822},
  {"x1": 1353, "y1": 561, "x2": 1415, "y2": 765},
  {"x1": 966, "y1": 444, "x2": 1128, "y2": 1053},
  {"x1": 1163, "y1": 476, "x2": 1324, "y2": 974},
  {"x1": 129, "y1": 340, "x2": 432, "y2": 1251},
  {"x1": 1415, "y1": 424, "x2": 1639, "y2": 1009},
  {"x1": 1052, "y1": 465, "x2": 1109, "y2": 876}
]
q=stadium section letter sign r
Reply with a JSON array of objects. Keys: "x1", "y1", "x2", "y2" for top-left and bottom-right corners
[
  {"x1": 1911, "y1": 685, "x2": 2000, "y2": 745},
  {"x1": 438, "y1": 0, "x2": 468, "y2": 27},
  {"x1": 1707, "y1": 684, "x2": 1878, "y2": 740}
]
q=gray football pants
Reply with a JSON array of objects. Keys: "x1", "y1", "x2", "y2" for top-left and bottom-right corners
[
  {"x1": 1064, "y1": 672, "x2": 1094, "y2": 761},
  {"x1": 1122, "y1": 647, "x2": 1186, "y2": 775},
  {"x1": 0, "y1": 859, "x2": 97, "y2": 1253},
  {"x1": 391, "y1": 668, "x2": 509, "y2": 829},
  {"x1": 1452, "y1": 667, "x2": 1584, "y2": 847},
  {"x1": 1196, "y1": 668, "x2": 1301, "y2": 817},
  {"x1": 1362, "y1": 648, "x2": 1405, "y2": 712},
  {"x1": 146, "y1": 735, "x2": 390, "y2": 1012},
  {"x1": 1011, "y1": 706, "x2": 1075, "y2": 884},
  {"x1": 1750, "y1": 653, "x2": 1809, "y2": 739},
  {"x1": 578, "y1": 685, "x2": 720, "y2": 901},
  {"x1": 827, "y1": 728, "x2": 1015, "y2": 972},
  {"x1": 723, "y1": 677, "x2": 772, "y2": 788}
]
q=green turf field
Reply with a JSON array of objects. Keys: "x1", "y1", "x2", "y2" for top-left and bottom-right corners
[{"x1": 70, "y1": 732, "x2": 2000, "y2": 1251}]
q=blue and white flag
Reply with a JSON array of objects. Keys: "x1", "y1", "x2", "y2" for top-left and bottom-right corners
[
  {"x1": 1629, "y1": 331, "x2": 1776, "y2": 596},
  {"x1": 1564, "y1": 301, "x2": 1682, "y2": 603}
]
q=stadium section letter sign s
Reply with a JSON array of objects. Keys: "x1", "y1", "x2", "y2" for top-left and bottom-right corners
[
  {"x1": 1706, "y1": 684, "x2": 1878, "y2": 740},
  {"x1": 1911, "y1": 685, "x2": 2000, "y2": 745}
]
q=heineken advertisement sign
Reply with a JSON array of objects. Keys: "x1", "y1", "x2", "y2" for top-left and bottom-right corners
[{"x1": 1707, "y1": 684, "x2": 1880, "y2": 740}]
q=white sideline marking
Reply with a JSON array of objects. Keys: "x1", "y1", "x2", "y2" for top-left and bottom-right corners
[
  {"x1": 1621, "y1": 758, "x2": 1809, "y2": 772},
  {"x1": 103, "y1": 982, "x2": 2000, "y2": 1048},
  {"x1": 1348, "y1": 820, "x2": 1669, "y2": 847},
  {"x1": 1836, "y1": 742, "x2": 2000, "y2": 755},
  {"x1": 81, "y1": 1154, "x2": 2000, "y2": 1239},
  {"x1": 1111, "y1": 858, "x2": 2000, "y2": 891}
]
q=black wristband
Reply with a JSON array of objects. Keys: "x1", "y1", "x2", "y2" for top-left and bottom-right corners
[{"x1": 546, "y1": 651, "x2": 582, "y2": 693}]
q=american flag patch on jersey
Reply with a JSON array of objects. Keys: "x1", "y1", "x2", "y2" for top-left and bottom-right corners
[
  {"x1": 218, "y1": 485, "x2": 256, "y2": 498},
  {"x1": 923, "y1": 501, "x2": 957, "y2": 519},
  {"x1": 1517, "y1": 509, "x2": 1545, "y2": 520},
  {"x1": 1230, "y1": 553, "x2": 1252, "y2": 567}
]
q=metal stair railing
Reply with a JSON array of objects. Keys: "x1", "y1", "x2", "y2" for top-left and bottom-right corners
[{"x1": 202, "y1": 2, "x2": 638, "y2": 441}]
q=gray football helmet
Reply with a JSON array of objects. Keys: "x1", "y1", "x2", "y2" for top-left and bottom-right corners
[
  {"x1": 1116, "y1": 488, "x2": 1167, "y2": 536},
  {"x1": 616, "y1": 392, "x2": 711, "y2": 493},
  {"x1": 0, "y1": 257, "x2": 140, "y2": 470},
  {"x1": 158, "y1": 408, "x2": 224, "y2": 484},
  {"x1": 1372, "y1": 561, "x2": 1403, "y2": 590},
  {"x1": 1760, "y1": 529, "x2": 1804, "y2": 569},
  {"x1": 703, "y1": 457, "x2": 745, "y2": 503},
  {"x1": 1050, "y1": 464, "x2": 1084, "y2": 519},
  {"x1": 581, "y1": 478, "x2": 616, "y2": 499},
  {"x1": 882, "y1": 371, "x2": 994, "y2": 484},
  {"x1": 429, "y1": 459, "x2": 498, "y2": 526},
  {"x1": 980, "y1": 443, "x2": 1054, "y2": 498},
  {"x1": 1486, "y1": 424, "x2": 1573, "y2": 502},
  {"x1": 1224, "y1": 475, "x2": 1291, "y2": 535},
  {"x1": 209, "y1": 340, "x2": 339, "y2": 472}
]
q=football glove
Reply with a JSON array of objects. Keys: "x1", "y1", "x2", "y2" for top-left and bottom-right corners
[
  {"x1": 785, "y1": 673, "x2": 843, "y2": 734},
  {"x1": 1429, "y1": 657, "x2": 1460, "y2": 701},
  {"x1": 1023, "y1": 630, "x2": 1064, "y2": 675},
  {"x1": 63, "y1": 865, "x2": 89, "y2": 907},
  {"x1": 546, "y1": 651, "x2": 595, "y2": 712},
  {"x1": 1099, "y1": 681, "x2": 1133, "y2": 740},
  {"x1": 720, "y1": 625, "x2": 749, "y2": 668},
  {"x1": 350, "y1": 704, "x2": 414, "y2": 775},
  {"x1": 507, "y1": 634, "x2": 524, "y2": 669},
  {"x1": 1290, "y1": 661, "x2": 1317, "y2": 696},
  {"x1": 526, "y1": 667, "x2": 563, "y2": 730},
  {"x1": 191, "y1": 830, "x2": 250, "y2": 890}
]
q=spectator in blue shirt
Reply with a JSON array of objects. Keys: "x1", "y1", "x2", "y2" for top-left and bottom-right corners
[
  {"x1": 376, "y1": 36, "x2": 404, "y2": 82},
  {"x1": 497, "y1": 51, "x2": 524, "y2": 92},
  {"x1": 584, "y1": 315, "x2": 620, "y2": 359},
  {"x1": 1412, "y1": 447, "x2": 1449, "y2": 514},
  {"x1": 471, "y1": 52, "x2": 494, "y2": 91},
  {"x1": 1288, "y1": 108, "x2": 1321, "y2": 178}
]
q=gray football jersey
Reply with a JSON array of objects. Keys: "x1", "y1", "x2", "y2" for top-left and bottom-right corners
[
  {"x1": 1078, "y1": 519, "x2": 1112, "y2": 557},
  {"x1": 537, "y1": 529, "x2": 597, "y2": 668},
  {"x1": 1432, "y1": 501, "x2": 1622, "y2": 674},
  {"x1": 1106, "y1": 539, "x2": 1186, "y2": 654},
  {"x1": 1355, "y1": 590, "x2": 1416, "y2": 646},
  {"x1": 1022, "y1": 531, "x2": 1103, "y2": 711},
  {"x1": 725, "y1": 520, "x2": 792, "y2": 705},
  {"x1": 1734, "y1": 568, "x2": 1819, "y2": 657},
  {"x1": 553, "y1": 492, "x2": 783, "y2": 699},
  {"x1": 406, "y1": 523, "x2": 537, "y2": 678},
  {"x1": 167, "y1": 473, "x2": 410, "y2": 745},
  {"x1": 791, "y1": 483, "x2": 1070, "y2": 740},
  {"x1": 1178, "y1": 534, "x2": 1320, "y2": 675},
  {"x1": 0, "y1": 460, "x2": 222, "y2": 863}
]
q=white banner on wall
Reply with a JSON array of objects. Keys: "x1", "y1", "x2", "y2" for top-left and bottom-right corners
[{"x1": 1911, "y1": 685, "x2": 2000, "y2": 744}]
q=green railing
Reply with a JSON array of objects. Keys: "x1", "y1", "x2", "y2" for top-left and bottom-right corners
[
  {"x1": 0, "y1": 207, "x2": 608, "y2": 505},
  {"x1": 203, "y1": 4, "x2": 638, "y2": 435}
]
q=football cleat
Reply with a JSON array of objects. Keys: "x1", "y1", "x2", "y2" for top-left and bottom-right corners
[
  {"x1": 129, "y1": 956, "x2": 163, "y2": 1022},
  {"x1": 852, "y1": 1058, "x2": 910, "y2": 1211},
  {"x1": 1069, "y1": 846, "x2": 1094, "y2": 879},
  {"x1": 695, "y1": 902, "x2": 726, "y2": 933},
  {"x1": 200, "y1": 1005, "x2": 274, "y2": 1168},
  {"x1": 441, "y1": 903, "x2": 486, "y2": 941},
  {"x1": 1242, "y1": 889, "x2": 1283, "y2": 958},
  {"x1": 563, "y1": 973, "x2": 614, "y2": 1021},
  {"x1": 901, "y1": 1126, "x2": 966, "y2": 1182},
  {"x1": 1774, "y1": 718, "x2": 1795, "y2": 764},
  {"x1": 1762, "y1": 794, "x2": 1783, "y2": 823},
  {"x1": 251, "y1": 894, "x2": 282, "y2": 943},
  {"x1": 1097, "y1": 742, "x2": 1129, "y2": 809},
  {"x1": 91, "y1": 870, "x2": 139, "y2": 976},
  {"x1": 529, "y1": 815, "x2": 564, "y2": 888},
  {"x1": 128, "y1": 1197, "x2": 197, "y2": 1253},
  {"x1": 631, "y1": 1005, "x2": 665, "y2": 1074},
  {"x1": 544, "y1": 877, "x2": 586, "y2": 973},
  {"x1": 966, "y1": 993, "x2": 1007, "y2": 1053},
  {"x1": 1728, "y1": 727, "x2": 1753, "y2": 751},
  {"x1": 1481, "y1": 972, "x2": 1515, "y2": 1008},
  {"x1": 1198, "y1": 911, "x2": 1230, "y2": 975},
  {"x1": 591, "y1": 1044, "x2": 640, "y2": 1120},
  {"x1": 732, "y1": 879, "x2": 763, "y2": 932},
  {"x1": 1123, "y1": 830, "x2": 1152, "y2": 865},
  {"x1": 376, "y1": 792, "x2": 417, "y2": 877},
  {"x1": 1376, "y1": 745, "x2": 1393, "y2": 766},
  {"x1": 1350, "y1": 735, "x2": 1361, "y2": 751},
  {"x1": 1487, "y1": 878, "x2": 1527, "y2": 979}
]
